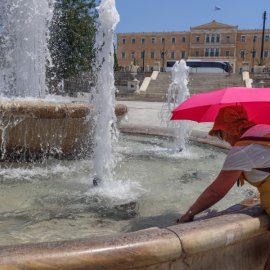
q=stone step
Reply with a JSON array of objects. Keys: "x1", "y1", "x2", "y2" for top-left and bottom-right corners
[{"x1": 117, "y1": 72, "x2": 245, "y2": 102}]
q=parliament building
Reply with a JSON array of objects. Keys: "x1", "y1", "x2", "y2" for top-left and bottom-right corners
[{"x1": 116, "y1": 20, "x2": 270, "y2": 74}]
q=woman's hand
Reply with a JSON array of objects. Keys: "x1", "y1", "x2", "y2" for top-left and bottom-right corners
[
  {"x1": 176, "y1": 211, "x2": 194, "y2": 224},
  {"x1": 176, "y1": 170, "x2": 241, "y2": 224}
]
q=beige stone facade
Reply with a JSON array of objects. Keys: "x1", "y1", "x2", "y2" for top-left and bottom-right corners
[{"x1": 117, "y1": 20, "x2": 270, "y2": 73}]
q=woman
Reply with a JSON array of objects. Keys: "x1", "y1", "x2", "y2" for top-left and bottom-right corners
[{"x1": 177, "y1": 104, "x2": 270, "y2": 270}]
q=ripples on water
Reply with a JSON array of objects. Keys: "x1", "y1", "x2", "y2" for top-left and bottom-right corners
[{"x1": 0, "y1": 134, "x2": 256, "y2": 245}]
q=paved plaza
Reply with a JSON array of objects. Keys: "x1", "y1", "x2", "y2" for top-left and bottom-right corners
[{"x1": 116, "y1": 100, "x2": 229, "y2": 149}]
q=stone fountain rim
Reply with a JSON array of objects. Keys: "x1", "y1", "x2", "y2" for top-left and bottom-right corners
[
  {"x1": 0, "y1": 197, "x2": 266, "y2": 270},
  {"x1": 0, "y1": 100, "x2": 90, "y2": 119},
  {"x1": 0, "y1": 100, "x2": 127, "y2": 119}
]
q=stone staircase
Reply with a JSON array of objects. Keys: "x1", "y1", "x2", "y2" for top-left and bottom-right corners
[
  {"x1": 116, "y1": 72, "x2": 244, "y2": 102},
  {"x1": 188, "y1": 73, "x2": 244, "y2": 95},
  {"x1": 140, "y1": 72, "x2": 172, "y2": 101}
]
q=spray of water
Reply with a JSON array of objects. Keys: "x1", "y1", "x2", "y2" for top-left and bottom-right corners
[
  {"x1": 160, "y1": 59, "x2": 192, "y2": 151},
  {"x1": 91, "y1": 0, "x2": 120, "y2": 184},
  {"x1": 0, "y1": 0, "x2": 55, "y2": 98}
]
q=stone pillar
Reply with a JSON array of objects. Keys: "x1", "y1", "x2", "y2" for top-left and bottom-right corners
[{"x1": 127, "y1": 79, "x2": 140, "y2": 92}]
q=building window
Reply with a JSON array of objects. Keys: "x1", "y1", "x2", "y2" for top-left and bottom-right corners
[
  {"x1": 181, "y1": 51, "x2": 186, "y2": 58},
  {"x1": 150, "y1": 51, "x2": 155, "y2": 59},
  {"x1": 131, "y1": 38, "x2": 136, "y2": 44},
  {"x1": 226, "y1": 36, "x2": 230, "y2": 43},
  {"x1": 161, "y1": 37, "x2": 165, "y2": 44},
  {"x1": 141, "y1": 38, "x2": 145, "y2": 44},
  {"x1": 195, "y1": 50, "x2": 200, "y2": 57},
  {"x1": 205, "y1": 47, "x2": 220, "y2": 57},
  {"x1": 182, "y1": 36, "x2": 186, "y2": 43},
  {"x1": 240, "y1": 50, "x2": 245, "y2": 59},
  {"x1": 122, "y1": 38, "x2": 126, "y2": 44},
  {"x1": 225, "y1": 50, "x2": 230, "y2": 57},
  {"x1": 240, "y1": 35, "x2": 246, "y2": 42},
  {"x1": 195, "y1": 36, "x2": 200, "y2": 43},
  {"x1": 253, "y1": 35, "x2": 258, "y2": 42},
  {"x1": 206, "y1": 34, "x2": 220, "y2": 43},
  {"x1": 131, "y1": 52, "x2": 136, "y2": 60},
  {"x1": 263, "y1": 50, "x2": 269, "y2": 58},
  {"x1": 172, "y1": 37, "x2": 176, "y2": 44},
  {"x1": 265, "y1": 35, "x2": 270, "y2": 42},
  {"x1": 121, "y1": 52, "x2": 126, "y2": 59},
  {"x1": 170, "y1": 51, "x2": 176, "y2": 59},
  {"x1": 151, "y1": 37, "x2": 156, "y2": 44}
]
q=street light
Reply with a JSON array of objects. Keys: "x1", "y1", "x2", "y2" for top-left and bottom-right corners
[
  {"x1": 251, "y1": 36, "x2": 256, "y2": 73},
  {"x1": 260, "y1": 11, "x2": 267, "y2": 65},
  {"x1": 161, "y1": 38, "x2": 166, "y2": 72},
  {"x1": 142, "y1": 50, "x2": 145, "y2": 72}
]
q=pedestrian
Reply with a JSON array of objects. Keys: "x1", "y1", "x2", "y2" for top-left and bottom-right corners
[{"x1": 177, "y1": 105, "x2": 270, "y2": 270}]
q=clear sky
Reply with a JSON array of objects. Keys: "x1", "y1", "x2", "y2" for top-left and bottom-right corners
[{"x1": 115, "y1": 0, "x2": 269, "y2": 33}]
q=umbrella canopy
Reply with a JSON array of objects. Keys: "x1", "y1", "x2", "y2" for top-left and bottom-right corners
[{"x1": 171, "y1": 87, "x2": 270, "y2": 124}]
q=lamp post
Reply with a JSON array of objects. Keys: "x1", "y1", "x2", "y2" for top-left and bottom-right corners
[
  {"x1": 142, "y1": 50, "x2": 145, "y2": 72},
  {"x1": 161, "y1": 39, "x2": 166, "y2": 72},
  {"x1": 251, "y1": 36, "x2": 256, "y2": 73},
  {"x1": 260, "y1": 11, "x2": 267, "y2": 65}
]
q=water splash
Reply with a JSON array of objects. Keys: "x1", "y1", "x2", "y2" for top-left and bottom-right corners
[
  {"x1": 0, "y1": 0, "x2": 55, "y2": 98},
  {"x1": 91, "y1": 0, "x2": 120, "y2": 184},
  {"x1": 0, "y1": 113, "x2": 24, "y2": 159},
  {"x1": 160, "y1": 59, "x2": 192, "y2": 151}
]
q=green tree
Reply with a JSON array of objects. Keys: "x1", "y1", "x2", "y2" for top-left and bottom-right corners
[{"x1": 48, "y1": 0, "x2": 97, "y2": 92}]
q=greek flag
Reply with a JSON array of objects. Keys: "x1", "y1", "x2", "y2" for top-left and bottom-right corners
[{"x1": 214, "y1": 6, "x2": 221, "y2": 11}]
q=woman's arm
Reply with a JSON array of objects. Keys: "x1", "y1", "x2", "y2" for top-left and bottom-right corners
[{"x1": 177, "y1": 170, "x2": 242, "y2": 223}]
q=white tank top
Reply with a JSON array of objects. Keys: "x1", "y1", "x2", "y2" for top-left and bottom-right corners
[{"x1": 222, "y1": 124, "x2": 270, "y2": 182}]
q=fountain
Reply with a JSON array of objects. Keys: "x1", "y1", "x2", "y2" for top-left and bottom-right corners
[
  {"x1": 0, "y1": 0, "x2": 127, "y2": 161},
  {"x1": 0, "y1": 0, "x2": 89, "y2": 160},
  {"x1": 0, "y1": 1, "x2": 269, "y2": 270},
  {"x1": 160, "y1": 59, "x2": 192, "y2": 151}
]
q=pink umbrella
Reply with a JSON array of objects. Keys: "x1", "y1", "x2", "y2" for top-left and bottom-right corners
[{"x1": 171, "y1": 87, "x2": 270, "y2": 124}]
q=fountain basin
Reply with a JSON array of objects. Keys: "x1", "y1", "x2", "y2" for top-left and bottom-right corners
[
  {"x1": 0, "y1": 100, "x2": 127, "y2": 160},
  {"x1": 0, "y1": 132, "x2": 264, "y2": 270},
  {"x1": 0, "y1": 198, "x2": 268, "y2": 270}
]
